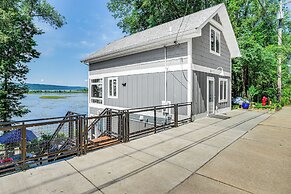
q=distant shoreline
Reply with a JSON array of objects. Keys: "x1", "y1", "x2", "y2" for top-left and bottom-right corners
[{"x1": 27, "y1": 89, "x2": 88, "y2": 94}]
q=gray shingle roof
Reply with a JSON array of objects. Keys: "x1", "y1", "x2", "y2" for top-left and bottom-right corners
[{"x1": 83, "y1": 4, "x2": 223, "y2": 63}]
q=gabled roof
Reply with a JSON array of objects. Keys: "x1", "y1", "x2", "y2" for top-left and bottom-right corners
[{"x1": 82, "y1": 3, "x2": 240, "y2": 63}]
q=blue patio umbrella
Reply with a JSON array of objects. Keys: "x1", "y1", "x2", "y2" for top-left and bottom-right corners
[{"x1": 0, "y1": 129, "x2": 37, "y2": 144}]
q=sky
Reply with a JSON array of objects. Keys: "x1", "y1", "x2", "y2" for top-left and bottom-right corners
[
  {"x1": 27, "y1": 0, "x2": 124, "y2": 87},
  {"x1": 27, "y1": 1, "x2": 291, "y2": 87}
]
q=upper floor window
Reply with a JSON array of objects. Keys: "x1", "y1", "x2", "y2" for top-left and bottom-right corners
[
  {"x1": 91, "y1": 78, "x2": 103, "y2": 104},
  {"x1": 219, "y1": 78, "x2": 228, "y2": 103},
  {"x1": 210, "y1": 26, "x2": 220, "y2": 56},
  {"x1": 108, "y1": 77, "x2": 118, "y2": 98}
]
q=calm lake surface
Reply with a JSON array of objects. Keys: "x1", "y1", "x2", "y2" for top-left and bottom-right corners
[{"x1": 14, "y1": 93, "x2": 88, "y2": 121}]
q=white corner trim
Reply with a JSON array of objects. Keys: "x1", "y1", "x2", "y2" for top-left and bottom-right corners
[
  {"x1": 187, "y1": 39, "x2": 193, "y2": 117},
  {"x1": 193, "y1": 64, "x2": 231, "y2": 77}
]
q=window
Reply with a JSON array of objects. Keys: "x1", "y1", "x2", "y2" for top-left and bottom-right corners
[
  {"x1": 108, "y1": 77, "x2": 118, "y2": 98},
  {"x1": 210, "y1": 26, "x2": 221, "y2": 55},
  {"x1": 90, "y1": 78, "x2": 103, "y2": 104},
  {"x1": 219, "y1": 78, "x2": 228, "y2": 103}
]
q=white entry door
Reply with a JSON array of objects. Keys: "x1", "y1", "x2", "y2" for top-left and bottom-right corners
[{"x1": 207, "y1": 77, "x2": 215, "y2": 115}]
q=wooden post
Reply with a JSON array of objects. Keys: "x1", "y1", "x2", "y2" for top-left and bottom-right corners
[
  {"x1": 124, "y1": 111, "x2": 130, "y2": 142},
  {"x1": 21, "y1": 123, "x2": 27, "y2": 163},
  {"x1": 190, "y1": 102, "x2": 194, "y2": 122},
  {"x1": 174, "y1": 104, "x2": 178, "y2": 127},
  {"x1": 83, "y1": 116, "x2": 88, "y2": 154},
  {"x1": 75, "y1": 117, "x2": 80, "y2": 155},
  {"x1": 154, "y1": 107, "x2": 157, "y2": 133}
]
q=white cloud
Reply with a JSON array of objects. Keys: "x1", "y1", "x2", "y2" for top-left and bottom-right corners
[
  {"x1": 80, "y1": 40, "x2": 96, "y2": 47},
  {"x1": 101, "y1": 34, "x2": 109, "y2": 41}
]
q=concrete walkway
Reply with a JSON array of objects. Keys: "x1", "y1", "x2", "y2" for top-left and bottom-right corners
[{"x1": 0, "y1": 108, "x2": 289, "y2": 194}]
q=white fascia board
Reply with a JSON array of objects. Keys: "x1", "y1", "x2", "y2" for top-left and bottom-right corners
[
  {"x1": 197, "y1": 4, "x2": 241, "y2": 59},
  {"x1": 192, "y1": 64, "x2": 231, "y2": 77},
  {"x1": 84, "y1": 31, "x2": 201, "y2": 64},
  {"x1": 89, "y1": 62, "x2": 188, "y2": 79},
  {"x1": 218, "y1": 5, "x2": 241, "y2": 58}
]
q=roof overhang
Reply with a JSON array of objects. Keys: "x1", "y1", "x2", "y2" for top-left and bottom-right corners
[
  {"x1": 82, "y1": 3, "x2": 240, "y2": 64},
  {"x1": 81, "y1": 30, "x2": 201, "y2": 64}
]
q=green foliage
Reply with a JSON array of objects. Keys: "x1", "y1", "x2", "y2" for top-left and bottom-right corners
[
  {"x1": 107, "y1": 0, "x2": 291, "y2": 105},
  {"x1": 254, "y1": 102, "x2": 282, "y2": 111},
  {"x1": 0, "y1": 0, "x2": 65, "y2": 122},
  {"x1": 248, "y1": 85, "x2": 259, "y2": 102}
]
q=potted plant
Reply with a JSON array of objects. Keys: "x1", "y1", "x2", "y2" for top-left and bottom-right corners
[{"x1": 242, "y1": 98, "x2": 250, "y2": 109}]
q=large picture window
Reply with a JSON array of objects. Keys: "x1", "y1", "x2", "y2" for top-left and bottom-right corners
[
  {"x1": 219, "y1": 78, "x2": 228, "y2": 103},
  {"x1": 210, "y1": 26, "x2": 221, "y2": 55},
  {"x1": 90, "y1": 78, "x2": 103, "y2": 104},
  {"x1": 108, "y1": 77, "x2": 118, "y2": 98}
]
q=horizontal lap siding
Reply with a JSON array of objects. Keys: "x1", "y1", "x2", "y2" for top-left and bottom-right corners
[
  {"x1": 89, "y1": 43, "x2": 187, "y2": 71},
  {"x1": 193, "y1": 71, "x2": 230, "y2": 115},
  {"x1": 192, "y1": 23, "x2": 231, "y2": 72},
  {"x1": 104, "y1": 71, "x2": 187, "y2": 109}
]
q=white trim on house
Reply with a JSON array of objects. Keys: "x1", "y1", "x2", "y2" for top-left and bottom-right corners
[
  {"x1": 108, "y1": 77, "x2": 118, "y2": 99},
  {"x1": 215, "y1": 107, "x2": 231, "y2": 114},
  {"x1": 192, "y1": 64, "x2": 231, "y2": 77},
  {"x1": 207, "y1": 76, "x2": 215, "y2": 115},
  {"x1": 209, "y1": 25, "x2": 221, "y2": 56},
  {"x1": 89, "y1": 78, "x2": 104, "y2": 105},
  {"x1": 218, "y1": 78, "x2": 228, "y2": 103},
  {"x1": 187, "y1": 39, "x2": 193, "y2": 117},
  {"x1": 89, "y1": 64, "x2": 188, "y2": 79},
  {"x1": 89, "y1": 103, "x2": 126, "y2": 110}
]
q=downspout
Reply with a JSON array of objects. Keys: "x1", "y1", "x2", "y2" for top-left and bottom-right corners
[
  {"x1": 164, "y1": 46, "x2": 167, "y2": 102},
  {"x1": 187, "y1": 39, "x2": 193, "y2": 117}
]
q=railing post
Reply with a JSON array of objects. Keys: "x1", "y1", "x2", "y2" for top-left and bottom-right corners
[
  {"x1": 174, "y1": 104, "x2": 178, "y2": 127},
  {"x1": 118, "y1": 110, "x2": 122, "y2": 141},
  {"x1": 107, "y1": 109, "x2": 112, "y2": 135},
  {"x1": 123, "y1": 111, "x2": 130, "y2": 142},
  {"x1": 83, "y1": 116, "x2": 88, "y2": 154},
  {"x1": 190, "y1": 102, "x2": 194, "y2": 122},
  {"x1": 68, "y1": 113, "x2": 73, "y2": 139},
  {"x1": 21, "y1": 122, "x2": 27, "y2": 164},
  {"x1": 75, "y1": 116, "x2": 81, "y2": 156},
  {"x1": 154, "y1": 106, "x2": 157, "y2": 133}
]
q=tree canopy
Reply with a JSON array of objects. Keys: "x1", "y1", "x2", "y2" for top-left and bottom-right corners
[
  {"x1": 107, "y1": 0, "x2": 291, "y2": 103},
  {"x1": 0, "y1": 0, "x2": 65, "y2": 122}
]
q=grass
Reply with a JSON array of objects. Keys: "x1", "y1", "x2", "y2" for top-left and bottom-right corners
[{"x1": 39, "y1": 96, "x2": 68, "y2": 99}]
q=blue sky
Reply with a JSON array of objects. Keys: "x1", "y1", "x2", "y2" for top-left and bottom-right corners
[
  {"x1": 28, "y1": 0, "x2": 124, "y2": 87},
  {"x1": 28, "y1": 1, "x2": 291, "y2": 87}
]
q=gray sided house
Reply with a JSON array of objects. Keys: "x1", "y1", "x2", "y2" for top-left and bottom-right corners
[{"x1": 82, "y1": 4, "x2": 240, "y2": 119}]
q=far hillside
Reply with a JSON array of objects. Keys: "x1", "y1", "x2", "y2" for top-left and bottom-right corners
[{"x1": 27, "y1": 83, "x2": 87, "y2": 92}]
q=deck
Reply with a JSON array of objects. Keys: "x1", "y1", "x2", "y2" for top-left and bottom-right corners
[{"x1": 0, "y1": 107, "x2": 290, "y2": 194}]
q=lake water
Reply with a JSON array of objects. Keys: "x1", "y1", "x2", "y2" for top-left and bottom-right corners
[{"x1": 14, "y1": 93, "x2": 88, "y2": 121}]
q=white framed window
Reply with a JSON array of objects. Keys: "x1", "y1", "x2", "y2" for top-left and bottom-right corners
[
  {"x1": 108, "y1": 77, "x2": 118, "y2": 98},
  {"x1": 90, "y1": 78, "x2": 103, "y2": 104},
  {"x1": 210, "y1": 26, "x2": 221, "y2": 56},
  {"x1": 219, "y1": 78, "x2": 228, "y2": 103}
]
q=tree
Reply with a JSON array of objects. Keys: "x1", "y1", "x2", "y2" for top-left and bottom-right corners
[
  {"x1": 0, "y1": 0, "x2": 65, "y2": 122},
  {"x1": 107, "y1": 0, "x2": 291, "y2": 103}
]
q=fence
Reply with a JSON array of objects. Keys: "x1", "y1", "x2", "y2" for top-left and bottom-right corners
[{"x1": 0, "y1": 102, "x2": 193, "y2": 175}]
